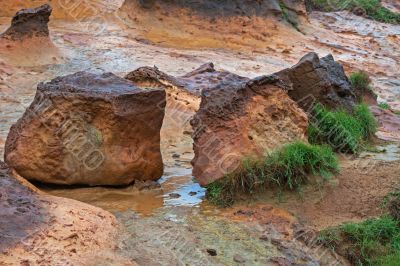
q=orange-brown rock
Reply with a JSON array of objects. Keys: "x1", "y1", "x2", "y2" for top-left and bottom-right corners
[
  {"x1": 0, "y1": 161, "x2": 131, "y2": 265},
  {"x1": 5, "y1": 71, "x2": 166, "y2": 186},
  {"x1": 277, "y1": 52, "x2": 357, "y2": 112},
  {"x1": 190, "y1": 75, "x2": 308, "y2": 185}
]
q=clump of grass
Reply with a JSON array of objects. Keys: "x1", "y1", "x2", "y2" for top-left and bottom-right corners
[
  {"x1": 378, "y1": 102, "x2": 391, "y2": 110},
  {"x1": 319, "y1": 216, "x2": 400, "y2": 265},
  {"x1": 349, "y1": 71, "x2": 375, "y2": 99},
  {"x1": 353, "y1": 103, "x2": 377, "y2": 139},
  {"x1": 306, "y1": 0, "x2": 400, "y2": 24},
  {"x1": 308, "y1": 103, "x2": 377, "y2": 153},
  {"x1": 206, "y1": 141, "x2": 339, "y2": 207}
]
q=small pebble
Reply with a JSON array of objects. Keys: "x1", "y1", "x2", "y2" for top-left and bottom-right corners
[
  {"x1": 233, "y1": 254, "x2": 245, "y2": 263},
  {"x1": 169, "y1": 193, "x2": 181, "y2": 199}
]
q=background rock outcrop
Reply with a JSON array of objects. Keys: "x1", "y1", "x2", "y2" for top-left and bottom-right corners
[
  {"x1": 125, "y1": 63, "x2": 249, "y2": 165},
  {"x1": 5, "y1": 72, "x2": 166, "y2": 186},
  {"x1": 191, "y1": 75, "x2": 308, "y2": 185},
  {"x1": 277, "y1": 52, "x2": 357, "y2": 112},
  {"x1": 0, "y1": 4, "x2": 52, "y2": 40},
  {"x1": 132, "y1": 0, "x2": 306, "y2": 21}
]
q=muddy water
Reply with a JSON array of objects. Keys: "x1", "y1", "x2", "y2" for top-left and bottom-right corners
[{"x1": 41, "y1": 165, "x2": 206, "y2": 216}]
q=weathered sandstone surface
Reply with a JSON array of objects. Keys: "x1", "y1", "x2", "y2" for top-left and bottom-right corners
[
  {"x1": 277, "y1": 52, "x2": 357, "y2": 112},
  {"x1": 5, "y1": 72, "x2": 166, "y2": 186},
  {"x1": 190, "y1": 75, "x2": 308, "y2": 185},
  {"x1": 0, "y1": 161, "x2": 129, "y2": 265},
  {"x1": 0, "y1": 4, "x2": 52, "y2": 40}
]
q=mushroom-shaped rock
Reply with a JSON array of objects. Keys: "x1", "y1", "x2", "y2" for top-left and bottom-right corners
[
  {"x1": 277, "y1": 52, "x2": 356, "y2": 112},
  {"x1": 0, "y1": 4, "x2": 52, "y2": 40},
  {"x1": 190, "y1": 75, "x2": 308, "y2": 186},
  {"x1": 5, "y1": 72, "x2": 166, "y2": 186}
]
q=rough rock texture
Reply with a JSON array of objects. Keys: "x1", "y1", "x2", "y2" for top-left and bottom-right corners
[
  {"x1": 277, "y1": 52, "x2": 357, "y2": 112},
  {"x1": 5, "y1": 71, "x2": 166, "y2": 186},
  {"x1": 0, "y1": 4, "x2": 51, "y2": 40},
  {"x1": 190, "y1": 75, "x2": 308, "y2": 185},
  {"x1": 125, "y1": 62, "x2": 243, "y2": 97},
  {"x1": 0, "y1": 162, "x2": 130, "y2": 265}
]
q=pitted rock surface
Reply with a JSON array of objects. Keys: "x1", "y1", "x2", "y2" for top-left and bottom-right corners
[{"x1": 5, "y1": 71, "x2": 166, "y2": 186}]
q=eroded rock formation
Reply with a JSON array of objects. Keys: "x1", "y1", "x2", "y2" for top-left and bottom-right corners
[
  {"x1": 0, "y1": 4, "x2": 52, "y2": 40},
  {"x1": 276, "y1": 52, "x2": 357, "y2": 112},
  {"x1": 190, "y1": 75, "x2": 308, "y2": 185},
  {"x1": 5, "y1": 72, "x2": 166, "y2": 186},
  {"x1": 0, "y1": 161, "x2": 128, "y2": 265}
]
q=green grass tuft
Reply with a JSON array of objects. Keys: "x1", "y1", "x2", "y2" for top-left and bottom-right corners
[
  {"x1": 320, "y1": 216, "x2": 400, "y2": 265},
  {"x1": 378, "y1": 102, "x2": 391, "y2": 110},
  {"x1": 353, "y1": 103, "x2": 377, "y2": 139},
  {"x1": 308, "y1": 103, "x2": 377, "y2": 153},
  {"x1": 206, "y1": 141, "x2": 339, "y2": 207},
  {"x1": 306, "y1": 0, "x2": 400, "y2": 24},
  {"x1": 349, "y1": 71, "x2": 374, "y2": 97}
]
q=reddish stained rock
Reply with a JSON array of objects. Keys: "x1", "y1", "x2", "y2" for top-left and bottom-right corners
[
  {"x1": 277, "y1": 52, "x2": 357, "y2": 112},
  {"x1": 5, "y1": 71, "x2": 166, "y2": 186},
  {"x1": 370, "y1": 106, "x2": 400, "y2": 142},
  {"x1": 190, "y1": 74, "x2": 308, "y2": 186},
  {"x1": 0, "y1": 4, "x2": 52, "y2": 40}
]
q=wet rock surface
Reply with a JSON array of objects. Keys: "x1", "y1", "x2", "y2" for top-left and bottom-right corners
[
  {"x1": 5, "y1": 71, "x2": 166, "y2": 186},
  {"x1": 0, "y1": 4, "x2": 52, "y2": 40},
  {"x1": 0, "y1": 161, "x2": 127, "y2": 265},
  {"x1": 191, "y1": 74, "x2": 308, "y2": 185},
  {"x1": 370, "y1": 106, "x2": 400, "y2": 142},
  {"x1": 277, "y1": 52, "x2": 357, "y2": 112}
]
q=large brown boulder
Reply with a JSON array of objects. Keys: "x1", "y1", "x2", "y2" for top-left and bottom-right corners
[
  {"x1": 0, "y1": 4, "x2": 52, "y2": 40},
  {"x1": 5, "y1": 71, "x2": 166, "y2": 186},
  {"x1": 0, "y1": 161, "x2": 131, "y2": 265},
  {"x1": 277, "y1": 52, "x2": 357, "y2": 112},
  {"x1": 190, "y1": 75, "x2": 308, "y2": 185}
]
